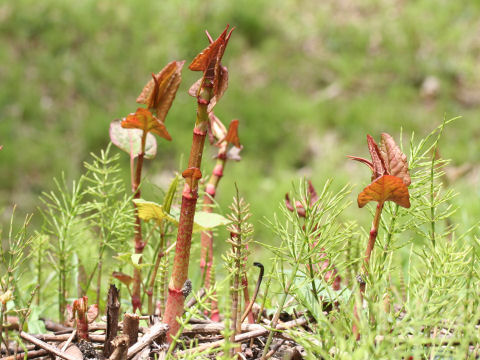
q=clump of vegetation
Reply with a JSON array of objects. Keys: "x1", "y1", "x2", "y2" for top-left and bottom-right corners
[{"x1": 0, "y1": 21, "x2": 479, "y2": 360}]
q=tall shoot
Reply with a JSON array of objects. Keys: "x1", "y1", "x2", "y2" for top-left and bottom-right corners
[
  {"x1": 110, "y1": 61, "x2": 183, "y2": 311},
  {"x1": 163, "y1": 25, "x2": 234, "y2": 340}
]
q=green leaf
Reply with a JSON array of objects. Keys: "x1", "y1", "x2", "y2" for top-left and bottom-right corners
[
  {"x1": 133, "y1": 199, "x2": 176, "y2": 224},
  {"x1": 109, "y1": 120, "x2": 157, "y2": 159},
  {"x1": 169, "y1": 207, "x2": 230, "y2": 232},
  {"x1": 163, "y1": 174, "x2": 179, "y2": 214},
  {"x1": 131, "y1": 254, "x2": 142, "y2": 265},
  {"x1": 193, "y1": 211, "x2": 231, "y2": 231},
  {"x1": 113, "y1": 253, "x2": 151, "y2": 269}
]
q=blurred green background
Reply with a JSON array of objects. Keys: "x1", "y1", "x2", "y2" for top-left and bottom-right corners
[{"x1": 1, "y1": 0, "x2": 479, "y2": 244}]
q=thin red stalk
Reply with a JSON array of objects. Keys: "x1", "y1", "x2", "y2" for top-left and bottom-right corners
[
  {"x1": 147, "y1": 231, "x2": 165, "y2": 315},
  {"x1": 200, "y1": 144, "x2": 227, "y2": 321},
  {"x1": 353, "y1": 201, "x2": 384, "y2": 339},
  {"x1": 163, "y1": 84, "x2": 213, "y2": 341},
  {"x1": 230, "y1": 233, "x2": 241, "y2": 356},
  {"x1": 242, "y1": 274, "x2": 254, "y2": 323},
  {"x1": 131, "y1": 131, "x2": 147, "y2": 312}
]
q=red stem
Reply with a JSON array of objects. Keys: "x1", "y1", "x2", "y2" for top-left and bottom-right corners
[
  {"x1": 163, "y1": 84, "x2": 213, "y2": 341},
  {"x1": 131, "y1": 132, "x2": 147, "y2": 312},
  {"x1": 200, "y1": 146, "x2": 227, "y2": 321},
  {"x1": 353, "y1": 201, "x2": 384, "y2": 340}
]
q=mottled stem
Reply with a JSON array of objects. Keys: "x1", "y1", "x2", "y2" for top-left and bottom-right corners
[{"x1": 163, "y1": 83, "x2": 213, "y2": 341}]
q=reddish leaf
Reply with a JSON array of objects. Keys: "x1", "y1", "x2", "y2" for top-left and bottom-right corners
[
  {"x1": 357, "y1": 175, "x2": 410, "y2": 208},
  {"x1": 86, "y1": 304, "x2": 99, "y2": 324},
  {"x1": 121, "y1": 108, "x2": 171, "y2": 141},
  {"x1": 347, "y1": 155, "x2": 374, "y2": 172},
  {"x1": 189, "y1": 25, "x2": 233, "y2": 72},
  {"x1": 367, "y1": 135, "x2": 387, "y2": 180},
  {"x1": 307, "y1": 180, "x2": 319, "y2": 204},
  {"x1": 218, "y1": 119, "x2": 240, "y2": 148},
  {"x1": 379, "y1": 133, "x2": 411, "y2": 186},
  {"x1": 112, "y1": 271, "x2": 133, "y2": 287},
  {"x1": 208, "y1": 112, "x2": 227, "y2": 141},
  {"x1": 137, "y1": 61, "x2": 184, "y2": 123},
  {"x1": 188, "y1": 78, "x2": 202, "y2": 97},
  {"x1": 208, "y1": 64, "x2": 229, "y2": 112}
]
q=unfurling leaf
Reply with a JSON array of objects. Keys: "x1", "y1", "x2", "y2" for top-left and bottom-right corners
[
  {"x1": 163, "y1": 174, "x2": 180, "y2": 214},
  {"x1": 208, "y1": 64, "x2": 229, "y2": 112},
  {"x1": 112, "y1": 271, "x2": 133, "y2": 286},
  {"x1": 379, "y1": 133, "x2": 411, "y2": 186},
  {"x1": 109, "y1": 120, "x2": 157, "y2": 159},
  {"x1": 209, "y1": 113, "x2": 227, "y2": 141},
  {"x1": 357, "y1": 175, "x2": 410, "y2": 208},
  {"x1": 188, "y1": 78, "x2": 202, "y2": 97},
  {"x1": 218, "y1": 119, "x2": 241, "y2": 148},
  {"x1": 122, "y1": 108, "x2": 172, "y2": 141},
  {"x1": 86, "y1": 304, "x2": 99, "y2": 324},
  {"x1": 189, "y1": 25, "x2": 234, "y2": 73},
  {"x1": 366, "y1": 135, "x2": 387, "y2": 180},
  {"x1": 136, "y1": 60, "x2": 185, "y2": 123},
  {"x1": 190, "y1": 25, "x2": 234, "y2": 111}
]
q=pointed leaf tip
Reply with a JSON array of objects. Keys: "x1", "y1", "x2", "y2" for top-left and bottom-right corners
[
  {"x1": 136, "y1": 61, "x2": 184, "y2": 123},
  {"x1": 121, "y1": 108, "x2": 172, "y2": 141},
  {"x1": 357, "y1": 175, "x2": 410, "y2": 208},
  {"x1": 189, "y1": 25, "x2": 231, "y2": 72},
  {"x1": 380, "y1": 132, "x2": 411, "y2": 186},
  {"x1": 366, "y1": 134, "x2": 387, "y2": 180},
  {"x1": 218, "y1": 119, "x2": 240, "y2": 148}
]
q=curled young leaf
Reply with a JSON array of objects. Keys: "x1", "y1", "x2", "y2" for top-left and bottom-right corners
[
  {"x1": 209, "y1": 113, "x2": 227, "y2": 141},
  {"x1": 217, "y1": 119, "x2": 241, "y2": 148},
  {"x1": 208, "y1": 64, "x2": 229, "y2": 112},
  {"x1": 380, "y1": 133, "x2": 411, "y2": 186},
  {"x1": 357, "y1": 175, "x2": 410, "y2": 208},
  {"x1": 188, "y1": 78, "x2": 202, "y2": 98},
  {"x1": 112, "y1": 271, "x2": 134, "y2": 287},
  {"x1": 136, "y1": 61, "x2": 185, "y2": 123},
  {"x1": 367, "y1": 135, "x2": 387, "y2": 180},
  {"x1": 121, "y1": 108, "x2": 172, "y2": 141},
  {"x1": 109, "y1": 120, "x2": 157, "y2": 159},
  {"x1": 86, "y1": 304, "x2": 99, "y2": 324},
  {"x1": 190, "y1": 25, "x2": 234, "y2": 111},
  {"x1": 189, "y1": 25, "x2": 233, "y2": 73}
]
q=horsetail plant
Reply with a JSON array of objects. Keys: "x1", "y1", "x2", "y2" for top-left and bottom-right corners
[
  {"x1": 223, "y1": 186, "x2": 253, "y2": 356},
  {"x1": 110, "y1": 60, "x2": 183, "y2": 311},
  {"x1": 201, "y1": 114, "x2": 242, "y2": 321},
  {"x1": 163, "y1": 25, "x2": 234, "y2": 341}
]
